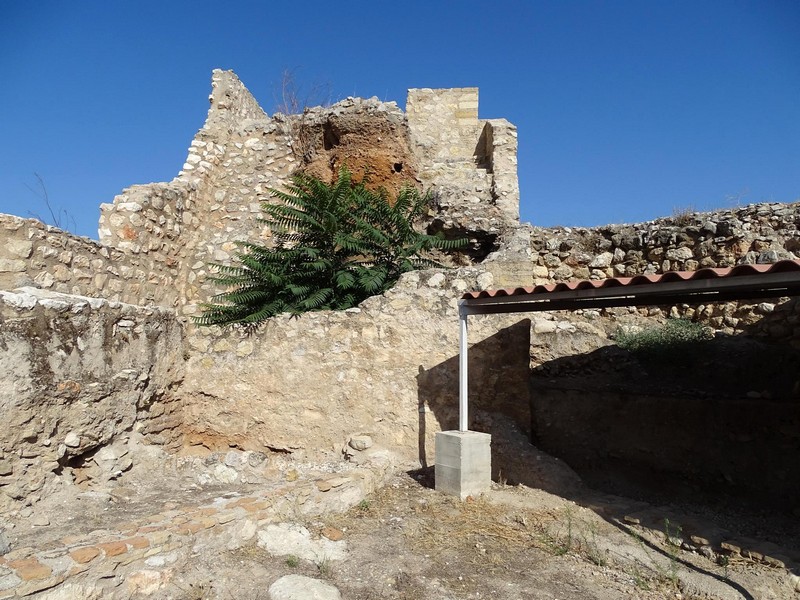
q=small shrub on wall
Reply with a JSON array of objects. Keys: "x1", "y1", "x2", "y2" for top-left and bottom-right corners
[
  {"x1": 615, "y1": 318, "x2": 713, "y2": 363},
  {"x1": 194, "y1": 168, "x2": 465, "y2": 329}
]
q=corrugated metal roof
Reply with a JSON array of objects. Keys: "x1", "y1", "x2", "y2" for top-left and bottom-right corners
[{"x1": 460, "y1": 260, "x2": 800, "y2": 315}]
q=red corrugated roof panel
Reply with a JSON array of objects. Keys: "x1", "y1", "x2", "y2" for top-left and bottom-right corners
[{"x1": 462, "y1": 260, "x2": 800, "y2": 300}]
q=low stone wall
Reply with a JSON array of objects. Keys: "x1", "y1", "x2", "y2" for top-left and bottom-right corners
[
  {"x1": 181, "y1": 268, "x2": 531, "y2": 465},
  {"x1": 0, "y1": 288, "x2": 184, "y2": 513},
  {"x1": 0, "y1": 215, "x2": 180, "y2": 307},
  {"x1": 484, "y1": 201, "x2": 800, "y2": 287}
]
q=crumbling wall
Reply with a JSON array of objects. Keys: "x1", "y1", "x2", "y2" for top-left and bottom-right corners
[
  {"x1": 500, "y1": 201, "x2": 800, "y2": 339},
  {"x1": 97, "y1": 70, "x2": 296, "y2": 317},
  {"x1": 290, "y1": 97, "x2": 420, "y2": 198},
  {"x1": 407, "y1": 88, "x2": 520, "y2": 259},
  {"x1": 99, "y1": 72, "x2": 514, "y2": 317},
  {"x1": 180, "y1": 268, "x2": 531, "y2": 464},
  {"x1": 2, "y1": 72, "x2": 522, "y2": 316},
  {"x1": 1, "y1": 67, "x2": 799, "y2": 494},
  {"x1": 0, "y1": 214, "x2": 180, "y2": 306},
  {"x1": 0, "y1": 288, "x2": 184, "y2": 513},
  {"x1": 486, "y1": 202, "x2": 800, "y2": 288}
]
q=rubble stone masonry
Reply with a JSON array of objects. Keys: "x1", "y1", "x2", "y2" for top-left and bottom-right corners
[{"x1": 0, "y1": 67, "x2": 798, "y2": 525}]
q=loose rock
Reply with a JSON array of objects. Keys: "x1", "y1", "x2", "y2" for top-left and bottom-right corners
[{"x1": 268, "y1": 574, "x2": 341, "y2": 600}]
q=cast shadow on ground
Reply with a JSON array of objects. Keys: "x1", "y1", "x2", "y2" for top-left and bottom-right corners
[{"x1": 414, "y1": 301, "x2": 800, "y2": 599}]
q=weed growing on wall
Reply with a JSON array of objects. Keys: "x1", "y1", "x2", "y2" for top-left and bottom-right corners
[
  {"x1": 671, "y1": 205, "x2": 696, "y2": 226},
  {"x1": 194, "y1": 168, "x2": 465, "y2": 329},
  {"x1": 615, "y1": 318, "x2": 713, "y2": 364},
  {"x1": 25, "y1": 172, "x2": 77, "y2": 234}
]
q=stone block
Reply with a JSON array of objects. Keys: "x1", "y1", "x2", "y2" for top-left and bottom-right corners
[
  {"x1": 0, "y1": 259, "x2": 25, "y2": 273},
  {"x1": 435, "y1": 431, "x2": 491, "y2": 500},
  {"x1": 68, "y1": 546, "x2": 100, "y2": 564}
]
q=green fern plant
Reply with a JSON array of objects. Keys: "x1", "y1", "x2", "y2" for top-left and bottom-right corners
[{"x1": 193, "y1": 168, "x2": 465, "y2": 329}]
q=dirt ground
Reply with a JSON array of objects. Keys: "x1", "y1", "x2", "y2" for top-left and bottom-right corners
[
  {"x1": 5, "y1": 429, "x2": 798, "y2": 600},
  {"x1": 158, "y1": 468, "x2": 797, "y2": 600}
]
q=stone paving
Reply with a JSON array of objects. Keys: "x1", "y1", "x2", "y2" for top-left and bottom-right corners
[{"x1": 0, "y1": 465, "x2": 385, "y2": 598}]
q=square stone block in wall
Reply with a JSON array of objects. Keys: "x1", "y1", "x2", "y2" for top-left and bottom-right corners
[{"x1": 435, "y1": 430, "x2": 491, "y2": 500}]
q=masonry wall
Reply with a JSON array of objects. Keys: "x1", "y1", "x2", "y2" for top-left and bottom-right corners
[
  {"x1": 180, "y1": 268, "x2": 531, "y2": 465},
  {"x1": 484, "y1": 202, "x2": 800, "y2": 289},
  {"x1": 0, "y1": 72, "x2": 531, "y2": 510},
  {"x1": 95, "y1": 73, "x2": 526, "y2": 317},
  {"x1": 0, "y1": 68, "x2": 799, "y2": 506},
  {"x1": 98, "y1": 70, "x2": 297, "y2": 317},
  {"x1": 0, "y1": 288, "x2": 184, "y2": 513},
  {"x1": 0, "y1": 214, "x2": 180, "y2": 307},
  {"x1": 407, "y1": 87, "x2": 520, "y2": 244}
]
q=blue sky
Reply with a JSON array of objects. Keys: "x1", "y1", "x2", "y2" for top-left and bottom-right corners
[{"x1": 1, "y1": 1, "x2": 798, "y2": 239}]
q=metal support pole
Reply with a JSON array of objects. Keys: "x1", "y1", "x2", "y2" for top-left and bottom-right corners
[{"x1": 458, "y1": 302, "x2": 469, "y2": 432}]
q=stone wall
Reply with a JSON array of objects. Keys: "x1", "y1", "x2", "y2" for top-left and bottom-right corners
[
  {"x1": 518, "y1": 202, "x2": 800, "y2": 339},
  {"x1": 95, "y1": 72, "x2": 523, "y2": 316},
  {"x1": 0, "y1": 71, "x2": 530, "y2": 512},
  {"x1": 0, "y1": 67, "x2": 799, "y2": 513},
  {"x1": 407, "y1": 87, "x2": 520, "y2": 256},
  {"x1": 98, "y1": 70, "x2": 297, "y2": 317},
  {"x1": 0, "y1": 288, "x2": 184, "y2": 513},
  {"x1": 180, "y1": 268, "x2": 531, "y2": 465},
  {"x1": 407, "y1": 87, "x2": 481, "y2": 163},
  {"x1": 0, "y1": 215, "x2": 180, "y2": 307},
  {"x1": 525, "y1": 201, "x2": 799, "y2": 282}
]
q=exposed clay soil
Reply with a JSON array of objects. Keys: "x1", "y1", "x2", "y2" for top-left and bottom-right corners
[{"x1": 292, "y1": 109, "x2": 421, "y2": 198}]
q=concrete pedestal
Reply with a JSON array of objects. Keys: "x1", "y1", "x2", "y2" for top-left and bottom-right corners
[{"x1": 434, "y1": 430, "x2": 492, "y2": 499}]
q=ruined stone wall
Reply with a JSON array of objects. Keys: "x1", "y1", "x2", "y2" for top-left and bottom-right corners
[
  {"x1": 407, "y1": 88, "x2": 520, "y2": 255},
  {"x1": 2, "y1": 72, "x2": 522, "y2": 314},
  {"x1": 0, "y1": 72, "x2": 532, "y2": 500},
  {"x1": 180, "y1": 268, "x2": 531, "y2": 465},
  {"x1": 99, "y1": 73, "x2": 521, "y2": 316},
  {"x1": 485, "y1": 202, "x2": 800, "y2": 289},
  {"x1": 1, "y1": 67, "x2": 798, "y2": 490},
  {"x1": 529, "y1": 202, "x2": 800, "y2": 281},
  {"x1": 0, "y1": 288, "x2": 184, "y2": 513},
  {"x1": 519, "y1": 201, "x2": 800, "y2": 340},
  {"x1": 98, "y1": 70, "x2": 297, "y2": 317},
  {"x1": 0, "y1": 214, "x2": 180, "y2": 306}
]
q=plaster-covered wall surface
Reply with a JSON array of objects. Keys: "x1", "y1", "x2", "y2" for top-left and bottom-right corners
[{"x1": 0, "y1": 288, "x2": 183, "y2": 512}]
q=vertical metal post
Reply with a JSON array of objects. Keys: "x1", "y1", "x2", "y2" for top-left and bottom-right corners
[{"x1": 458, "y1": 302, "x2": 469, "y2": 432}]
